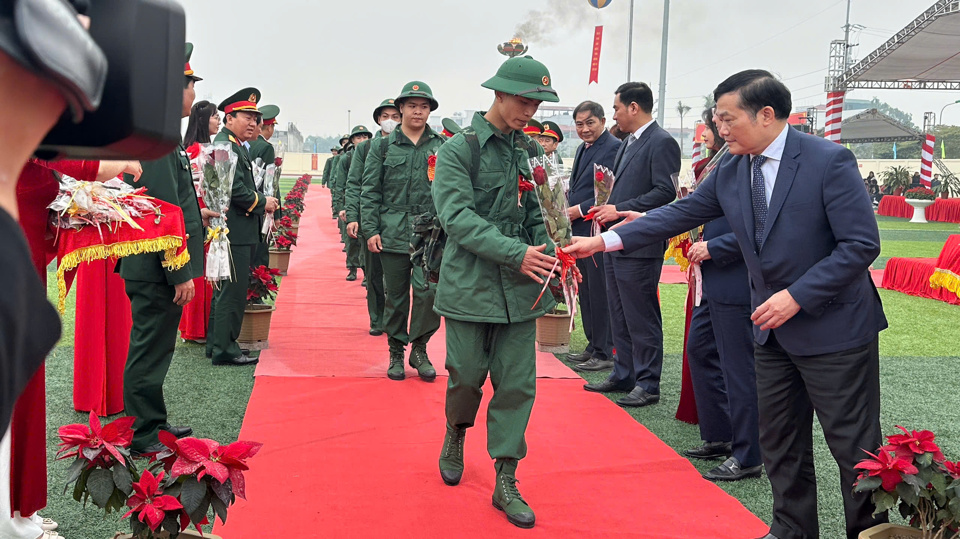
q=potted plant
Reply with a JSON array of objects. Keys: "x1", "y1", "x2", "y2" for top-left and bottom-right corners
[
  {"x1": 238, "y1": 265, "x2": 280, "y2": 350},
  {"x1": 903, "y1": 187, "x2": 938, "y2": 224},
  {"x1": 58, "y1": 415, "x2": 262, "y2": 539},
  {"x1": 854, "y1": 426, "x2": 960, "y2": 539},
  {"x1": 934, "y1": 174, "x2": 958, "y2": 200},
  {"x1": 268, "y1": 227, "x2": 297, "y2": 276},
  {"x1": 880, "y1": 165, "x2": 913, "y2": 197},
  {"x1": 536, "y1": 282, "x2": 573, "y2": 353}
]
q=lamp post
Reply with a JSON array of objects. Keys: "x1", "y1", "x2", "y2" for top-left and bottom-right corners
[
  {"x1": 939, "y1": 100, "x2": 960, "y2": 126},
  {"x1": 347, "y1": 109, "x2": 351, "y2": 133},
  {"x1": 657, "y1": 0, "x2": 670, "y2": 127},
  {"x1": 627, "y1": 0, "x2": 635, "y2": 80}
]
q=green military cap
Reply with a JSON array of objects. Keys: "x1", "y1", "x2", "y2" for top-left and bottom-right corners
[
  {"x1": 332, "y1": 146, "x2": 342, "y2": 152},
  {"x1": 219, "y1": 87, "x2": 261, "y2": 114},
  {"x1": 350, "y1": 125, "x2": 373, "y2": 138},
  {"x1": 184, "y1": 43, "x2": 202, "y2": 82},
  {"x1": 339, "y1": 134, "x2": 350, "y2": 145},
  {"x1": 523, "y1": 119, "x2": 543, "y2": 137},
  {"x1": 396, "y1": 81, "x2": 439, "y2": 111},
  {"x1": 259, "y1": 104, "x2": 280, "y2": 126},
  {"x1": 373, "y1": 98, "x2": 400, "y2": 124},
  {"x1": 482, "y1": 56, "x2": 559, "y2": 103},
  {"x1": 441, "y1": 118, "x2": 461, "y2": 137},
  {"x1": 541, "y1": 120, "x2": 564, "y2": 142}
]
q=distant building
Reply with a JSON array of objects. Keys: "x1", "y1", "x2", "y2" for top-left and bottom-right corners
[{"x1": 274, "y1": 122, "x2": 304, "y2": 152}]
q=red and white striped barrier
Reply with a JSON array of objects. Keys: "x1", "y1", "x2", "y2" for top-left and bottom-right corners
[{"x1": 824, "y1": 91, "x2": 845, "y2": 143}]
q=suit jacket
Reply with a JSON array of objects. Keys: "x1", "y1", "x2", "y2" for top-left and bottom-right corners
[
  {"x1": 607, "y1": 121, "x2": 679, "y2": 258},
  {"x1": 700, "y1": 216, "x2": 750, "y2": 305},
  {"x1": 214, "y1": 128, "x2": 266, "y2": 245},
  {"x1": 616, "y1": 127, "x2": 887, "y2": 355},
  {"x1": 567, "y1": 130, "x2": 621, "y2": 236}
]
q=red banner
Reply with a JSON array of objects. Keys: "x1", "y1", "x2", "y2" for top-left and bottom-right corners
[
  {"x1": 589, "y1": 26, "x2": 603, "y2": 85},
  {"x1": 311, "y1": 154, "x2": 319, "y2": 170}
]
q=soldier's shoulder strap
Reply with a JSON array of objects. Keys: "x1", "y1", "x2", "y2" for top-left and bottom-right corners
[
  {"x1": 514, "y1": 131, "x2": 540, "y2": 160},
  {"x1": 459, "y1": 127, "x2": 481, "y2": 183}
]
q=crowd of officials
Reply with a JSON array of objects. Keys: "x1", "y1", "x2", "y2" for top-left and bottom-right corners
[{"x1": 2, "y1": 1, "x2": 888, "y2": 537}]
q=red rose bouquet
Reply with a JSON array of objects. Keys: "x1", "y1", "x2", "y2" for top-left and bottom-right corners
[
  {"x1": 199, "y1": 142, "x2": 238, "y2": 286},
  {"x1": 591, "y1": 164, "x2": 615, "y2": 237}
]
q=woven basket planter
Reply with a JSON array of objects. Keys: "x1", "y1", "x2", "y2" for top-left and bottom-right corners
[
  {"x1": 269, "y1": 249, "x2": 291, "y2": 275},
  {"x1": 239, "y1": 303, "x2": 275, "y2": 350},
  {"x1": 536, "y1": 312, "x2": 572, "y2": 354}
]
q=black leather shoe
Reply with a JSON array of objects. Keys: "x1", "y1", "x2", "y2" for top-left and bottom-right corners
[
  {"x1": 755, "y1": 533, "x2": 779, "y2": 539},
  {"x1": 369, "y1": 328, "x2": 384, "y2": 336},
  {"x1": 702, "y1": 457, "x2": 763, "y2": 482},
  {"x1": 213, "y1": 355, "x2": 259, "y2": 366},
  {"x1": 565, "y1": 350, "x2": 592, "y2": 362},
  {"x1": 684, "y1": 441, "x2": 733, "y2": 460},
  {"x1": 130, "y1": 442, "x2": 166, "y2": 457},
  {"x1": 583, "y1": 380, "x2": 633, "y2": 393},
  {"x1": 573, "y1": 358, "x2": 615, "y2": 372},
  {"x1": 346, "y1": 269, "x2": 358, "y2": 281},
  {"x1": 616, "y1": 387, "x2": 660, "y2": 407},
  {"x1": 161, "y1": 424, "x2": 193, "y2": 438}
]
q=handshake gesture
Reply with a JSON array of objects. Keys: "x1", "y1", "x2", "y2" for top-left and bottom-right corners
[{"x1": 562, "y1": 209, "x2": 644, "y2": 258}]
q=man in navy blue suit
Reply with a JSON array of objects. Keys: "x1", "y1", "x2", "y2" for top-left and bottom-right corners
[
  {"x1": 565, "y1": 70, "x2": 887, "y2": 539},
  {"x1": 564, "y1": 101, "x2": 620, "y2": 371},
  {"x1": 581, "y1": 82, "x2": 679, "y2": 407}
]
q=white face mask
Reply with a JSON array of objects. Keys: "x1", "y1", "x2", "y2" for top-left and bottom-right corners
[{"x1": 380, "y1": 119, "x2": 399, "y2": 134}]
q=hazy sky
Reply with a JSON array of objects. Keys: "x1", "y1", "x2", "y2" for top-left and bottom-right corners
[{"x1": 180, "y1": 0, "x2": 958, "y2": 137}]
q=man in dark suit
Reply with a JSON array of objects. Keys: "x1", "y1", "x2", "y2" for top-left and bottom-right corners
[
  {"x1": 564, "y1": 101, "x2": 620, "y2": 371},
  {"x1": 565, "y1": 70, "x2": 887, "y2": 539},
  {"x1": 582, "y1": 82, "x2": 678, "y2": 407}
]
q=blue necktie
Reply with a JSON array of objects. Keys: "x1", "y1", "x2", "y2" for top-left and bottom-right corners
[{"x1": 751, "y1": 155, "x2": 768, "y2": 249}]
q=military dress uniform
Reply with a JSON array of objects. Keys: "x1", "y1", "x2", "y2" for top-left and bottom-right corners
[
  {"x1": 206, "y1": 88, "x2": 267, "y2": 366},
  {"x1": 540, "y1": 120, "x2": 564, "y2": 166},
  {"x1": 360, "y1": 81, "x2": 444, "y2": 381},
  {"x1": 432, "y1": 56, "x2": 560, "y2": 529},
  {"x1": 248, "y1": 104, "x2": 279, "y2": 270},
  {"x1": 118, "y1": 44, "x2": 205, "y2": 451}
]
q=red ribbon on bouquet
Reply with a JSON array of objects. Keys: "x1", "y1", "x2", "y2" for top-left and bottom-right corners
[{"x1": 531, "y1": 246, "x2": 579, "y2": 310}]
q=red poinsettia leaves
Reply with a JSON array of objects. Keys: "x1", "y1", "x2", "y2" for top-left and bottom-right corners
[
  {"x1": 532, "y1": 165, "x2": 547, "y2": 186},
  {"x1": 943, "y1": 461, "x2": 960, "y2": 480},
  {"x1": 855, "y1": 449, "x2": 918, "y2": 492},
  {"x1": 123, "y1": 470, "x2": 183, "y2": 531},
  {"x1": 882, "y1": 425, "x2": 945, "y2": 462},
  {"x1": 57, "y1": 412, "x2": 135, "y2": 464}
]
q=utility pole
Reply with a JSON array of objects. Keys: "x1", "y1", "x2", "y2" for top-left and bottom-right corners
[
  {"x1": 627, "y1": 0, "x2": 635, "y2": 80},
  {"x1": 347, "y1": 110, "x2": 351, "y2": 133},
  {"x1": 843, "y1": 0, "x2": 852, "y2": 70},
  {"x1": 657, "y1": 0, "x2": 670, "y2": 126}
]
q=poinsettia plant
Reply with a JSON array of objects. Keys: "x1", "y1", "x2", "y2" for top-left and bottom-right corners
[
  {"x1": 905, "y1": 187, "x2": 937, "y2": 201},
  {"x1": 58, "y1": 412, "x2": 138, "y2": 514},
  {"x1": 854, "y1": 425, "x2": 960, "y2": 538},
  {"x1": 247, "y1": 264, "x2": 280, "y2": 304},
  {"x1": 272, "y1": 228, "x2": 297, "y2": 252}
]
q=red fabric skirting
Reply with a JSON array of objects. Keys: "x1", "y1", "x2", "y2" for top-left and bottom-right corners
[
  {"x1": 882, "y1": 257, "x2": 960, "y2": 305},
  {"x1": 878, "y1": 196, "x2": 960, "y2": 223},
  {"x1": 178, "y1": 249, "x2": 212, "y2": 341},
  {"x1": 73, "y1": 259, "x2": 130, "y2": 415},
  {"x1": 676, "y1": 284, "x2": 698, "y2": 424}
]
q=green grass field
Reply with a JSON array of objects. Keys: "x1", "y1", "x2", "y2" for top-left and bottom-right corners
[{"x1": 38, "y1": 210, "x2": 959, "y2": 539}]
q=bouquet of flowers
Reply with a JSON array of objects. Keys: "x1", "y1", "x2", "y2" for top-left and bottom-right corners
[
  {"x1": 591, "y1": 164, "x2": 615, "y2": 237},
  {"x1": 48, "y1": 177, "x2": 161, "y2": 236},
  {"x1": 200, "y1": 142, "x2": 237, "y2": 285},
  {"x1": 527, "y1": 152, "x2": 578, "y2": 327}
]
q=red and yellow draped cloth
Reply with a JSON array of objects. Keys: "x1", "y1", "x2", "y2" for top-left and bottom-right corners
[
  {"x1": 54, "y1": 198, "x2": 190, "y2": 313},
  {"x1": 930, "y1": 234, "x2": 960, "y2": 301}
]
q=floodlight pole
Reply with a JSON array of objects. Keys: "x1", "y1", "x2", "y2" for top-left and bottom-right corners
[
  {"x1": 843, "y1": 0, "x2": 853, "y2": 70},
  {"x1": 939, "y1": 100, "x2": 960, "y2": 126},
  {"x1": 627, "y1": 0, "x2": 635, "y2": 80},
  {"x1": 657, "y1": 0, "x2": 670, "y2": 127},
  {"x1": 347, "y1": 110, "x2": 351, "y2": 133}
]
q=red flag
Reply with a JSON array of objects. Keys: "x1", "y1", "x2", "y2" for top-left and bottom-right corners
[{"x1": 589, "y1": 26, "x2": 603, "y2": 84}]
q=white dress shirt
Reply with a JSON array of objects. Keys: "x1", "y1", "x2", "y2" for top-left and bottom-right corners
[{"x1": 599, "y1": 122, "x2": 790, "y2": 252}]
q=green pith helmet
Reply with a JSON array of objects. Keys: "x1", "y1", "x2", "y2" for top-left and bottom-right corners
[
  {"x1": 350, "y1": 125, "x2": 373, "y2": 139},
  {"x1": 396, "y1": 81, "x2": 439, "y2": 111},
  {"x1": 259, "y1": 104, "x2": 280, "y2": 123},
  {"x1": 331, "y1": 147, "x2": 340, "y2": 152},
  {"x1": 373, "y1": 98, "x2": 400, "y2": 124},
  {"x1": 339, "y1": 134, "x2": 350, "y2": 145},
  {"x1": 481, "y1": 56, "x2": 559, "y2": 103},
  {"x1": 541, "y1": 120, "x2": 564, "y2": 142},
  {"x1": 441, "y1": 118, "x2": 461, "y2": 137}
]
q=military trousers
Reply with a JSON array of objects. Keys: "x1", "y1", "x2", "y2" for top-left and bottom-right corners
[
  {"x1": 444, "y1": 318, "x2": 537, "y2": 461},
  {"x1": 380, "y1": 251, "x2": 440, "y2": 350},
  {"x1": 207, "y1": 243, "x2": 254, "y2": 363},
  {"x1": 360, "y1": 233, "x2": 385, "y2": 331},
  {"x1": 123, "y1": 279, "x2": 182, "y2": 450},
  {"x1": 253, "y1": 234, "x2": 270, "y2": 270}
]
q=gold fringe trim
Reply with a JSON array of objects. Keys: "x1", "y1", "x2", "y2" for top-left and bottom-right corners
[
  {"x1": 665, "y1": 232, "x2": 692, "y2": 272},
  {"x1": 56, "y1": 236, "x2": 185, "y2": 314},
  {"x1": 930, "y1": 269, "x2": 960, "y2": 301}
]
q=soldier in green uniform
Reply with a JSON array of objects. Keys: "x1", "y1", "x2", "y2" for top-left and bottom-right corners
[
  {"x1": 207, "y1": 87, "x2": 280, "y2": 366},
  {"x1": 432, "y1": 56, "x2": 560, "y2": 529},
  {"x1": 361, "y1": 81, "x2": 444, "y2": 382},
  {"x1": 249, "y1": 104, "x2": 279, "y2": 270},
  {"x1": 441, "y1": 117, "x2": 461, "y2": 138},
  {"x1": 538, "y1": 120, "x2": 564, "y2": 165},
  {"x1": 335, "y1": 125, "x2": 373, "y2": 280},
  {"x1": 119, "y1": 43, "x2": 211, "y2": 453},
  {"x1": 329, "y1": 134, "x2": 349, "y2": 218},
  {"x1": 346, "y1": 99, "x2": 401, "y2": 335},
  {"x1": 322, "y1": 147, "x2": 339, "y2": 188}
]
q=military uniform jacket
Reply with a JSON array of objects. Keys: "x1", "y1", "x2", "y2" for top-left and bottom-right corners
[
  {"x1": 345, "y1": 132, "x2": 381, "y2": 225},
  {"x1": 328, "y1": 155, "x2": 343, "y2": 205},
  {"x1": 118, "y1": 142, "x2": 204, "y2": 285},
  {"x1": 432, "y1": 112, "x2": 556, "y2": 324},
  {"x1": 333, "y1": 149, "x2": 354, "y2": 214},
  {"x1": 322, "y1": 157, "x2": 334, "y2": 187},
  {"x1": 360, "y1": 126, "x2": 444, "y2": 254},
  {"x1": 248, "y1": 135, "x2": 277, "y2": 198},
  {"x1": 214, "y1": 128, "x2": 266, "y2": 245}
]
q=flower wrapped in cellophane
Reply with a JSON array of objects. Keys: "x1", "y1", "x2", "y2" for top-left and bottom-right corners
[
  {"x1": 200, "y1": 142, "x2": 237, "y2": 285},
  {"x1": 48, "y1": 177, "x2": 160, "y2": 234},
  {"x1": 262, "y1": 162, "x2": 278, "y2": 237},
  {"x1": 527, "y1": 152, "x2": 579, "y2": 328},
  {"x1": 591, "y1": 164, "x2": 615, "y2": 237}
]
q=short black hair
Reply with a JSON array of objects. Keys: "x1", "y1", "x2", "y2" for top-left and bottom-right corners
[
  {"x1": 573, "y1": 100, "x2": 605, "y2": 121},
  {"x1": 713, "y1": 70, "x2": 792, "y2": 120},
  {"x1": 615, "y1": 82, "x2": 654, "y2": 114}
]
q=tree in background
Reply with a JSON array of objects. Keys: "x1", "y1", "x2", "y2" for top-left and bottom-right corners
[{"x1": 676, "y1": 101, "x2": 691, "y2": 156}]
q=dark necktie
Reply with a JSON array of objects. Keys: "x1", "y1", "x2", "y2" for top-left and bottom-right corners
[{"x1": 751, "y1": 155, "x2": 768, "y2": 249}]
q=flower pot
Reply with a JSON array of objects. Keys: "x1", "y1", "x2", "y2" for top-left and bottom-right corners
[
  {"x1": 288, "y1": 223, "x2": 299, "y2": 235},
  {"x1": 269, "y1": 249, "x2": 291, "y2": 275},
  {"x1": 113, "y1": 530, "x2": 222, "y2": 539},
  {"x1": 239, "y1": 304, "x2": 275, "y2": 351},
  {"x1": 905, "y1": 198, "x2": 936, "y2": 223},
  {"x1": 536, "y1": 312, "x2": 572, "y2": 354},
  {"x1": 857, "y1": 523, "x2": 922, "y2": 539}
]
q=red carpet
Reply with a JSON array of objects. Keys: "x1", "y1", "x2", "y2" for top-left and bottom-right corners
[{"x1": 217, "y1": 187, "x2": 769, "y2": 538}]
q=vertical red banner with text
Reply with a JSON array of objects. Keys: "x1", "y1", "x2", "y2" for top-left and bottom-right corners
[
  {"x1": 311, "y1": 154, "x2": 318, "y2": 170},
  {"x1": 589, "y1": 26, "x2": 603, "y2": 84}
]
